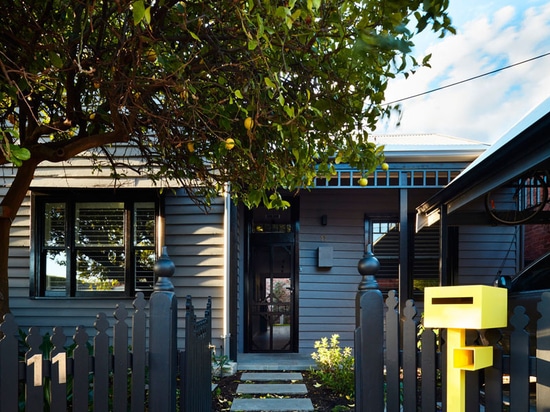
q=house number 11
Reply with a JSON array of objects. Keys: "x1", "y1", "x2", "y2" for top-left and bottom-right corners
[{"x1": 26, "y1": 353, "x2": 67, "y2": 386}]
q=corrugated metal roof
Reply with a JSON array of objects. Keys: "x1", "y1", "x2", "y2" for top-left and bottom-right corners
[
  {"x1": 370, "y1": 133, "x2": 489, "y2": 162},
  {"x1": 372, "y1": 133, "x2": 489, "y2": 150}
]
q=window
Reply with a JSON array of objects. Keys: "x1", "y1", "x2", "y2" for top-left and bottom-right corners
[
  {"x1": 33, "y1": 190, "x2": 161, "y2": 297},
  {"x1": 366, "y1": 217, "x2": 440, "y2": 294}
]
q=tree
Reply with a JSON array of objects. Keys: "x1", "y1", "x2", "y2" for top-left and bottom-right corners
[{"x1": 0, "y1": 0, "x2": 454, "y2": 315}]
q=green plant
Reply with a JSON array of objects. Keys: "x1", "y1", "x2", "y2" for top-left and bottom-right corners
[
  {"x1": 211, "y1": 345, "x2": 231, "y2": 378},
  {"x1": 310, "y1": 334, "x2": 354, "y2": 399}
]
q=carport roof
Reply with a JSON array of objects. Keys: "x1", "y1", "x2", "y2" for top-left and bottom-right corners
[{"x1": 416, "y1": 97, "x2": 550, "y2": 229}]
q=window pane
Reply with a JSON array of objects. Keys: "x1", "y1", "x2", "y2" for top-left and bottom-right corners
[
  {"x1": 135, "y1": 202, "x2": 155, "y2": 246},
  {"x1": 135, "y1": 249, "x2": 156, "y2": 290},
  {"x1": 45, "y1": 250, "x2": 67, "y2": 294},
  {"x1": 75, "y1": 202, "x2": 124, "y2": 247},
  {"x1": 76, "y1": 250, "x2": 125, "y2": 292},
  {"x1": 44, "y1": 203, "x2": 66, "y2": 247}
]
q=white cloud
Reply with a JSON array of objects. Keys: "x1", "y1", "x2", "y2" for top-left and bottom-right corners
[{"x1": 377, "y1": 1, "x2": 550, "y2": 144}]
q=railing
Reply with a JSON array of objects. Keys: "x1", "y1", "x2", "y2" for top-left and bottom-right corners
[
  {"x1": 356, "y1": 287, "x2": 550, "y2": 411},
  {"x1": 0, "y1": 250, "x2": 213, "y2": 412}
]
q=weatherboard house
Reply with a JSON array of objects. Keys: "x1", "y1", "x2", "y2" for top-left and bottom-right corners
[{"x1": 5, "y1": 131, "x2": 517, "y2": 361}]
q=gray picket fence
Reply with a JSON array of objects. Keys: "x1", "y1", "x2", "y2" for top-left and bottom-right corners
[
  {"x1": 357, "y1": 289, "x2": 550, "y2": 411},
  {"x1": 0, "y1": 292, "x2": 212, "y2": 412}
]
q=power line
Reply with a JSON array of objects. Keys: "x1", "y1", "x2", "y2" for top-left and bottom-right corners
[{"x1": 384, "y1": 51, "x2": 550, "y2": 106}]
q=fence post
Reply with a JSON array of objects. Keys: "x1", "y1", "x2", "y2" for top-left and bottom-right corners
[
  {"x1": 355, "y1": 244, "x2": 384, "y2": 412},
  {"x1": 149, "y1": 247, "x2": 178, "y2": 412}
]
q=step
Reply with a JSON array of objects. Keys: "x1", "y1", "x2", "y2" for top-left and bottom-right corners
[
  {"x1": 240, "y1": 372, "x2": 303, "y2": 381},
  {"x1": 237, "y1": 383, "x2": 307, "y2": 395},
  {"x1": 230, "y1": 398, "x2": 314, "y2": 411}
]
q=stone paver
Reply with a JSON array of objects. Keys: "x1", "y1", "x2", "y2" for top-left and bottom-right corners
[
  {"x1": 230, "y1": 398, "x2": 314, "y2": 411},
  {"x1": 230, "y1": 371, "x2": 313, "y2": 411},
  {"x1": 240, "y1": 372, "x2": 303, "y2": 381},
  {"x1": 236, "y1": 383, "x2": 307, "y2": 395}
]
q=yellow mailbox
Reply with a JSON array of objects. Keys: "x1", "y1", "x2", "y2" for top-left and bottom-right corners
[{"x1": 424, "y1": 285, "x2": 507, "y2": 412}]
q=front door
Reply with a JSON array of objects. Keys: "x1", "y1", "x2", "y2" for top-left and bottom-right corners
[{"x1": 245, "y1": 202, "x2": 298, "y2": 352}]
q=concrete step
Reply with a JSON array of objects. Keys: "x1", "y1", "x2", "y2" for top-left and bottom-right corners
[
  {"x1": 237, "y1": 383, "x2": 307, "y2": 395},
  {"x1": 230, "y1": 371, "x2": 313, "y2": 412},
  {"x1": 230, "y1": 398, "x2": 314, "y2": 411},
  {"x1": 240, "y1": 372, "x2": 303, "y2": 381}
]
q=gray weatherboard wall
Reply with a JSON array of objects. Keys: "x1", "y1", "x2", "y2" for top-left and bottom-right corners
[{"x1": 3, "y1": 134, "x2": 520, "y2": 357}]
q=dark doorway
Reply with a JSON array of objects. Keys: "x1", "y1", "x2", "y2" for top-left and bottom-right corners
[{"x1": 245, "y1": 201, "x2": 298, "y2": 352}]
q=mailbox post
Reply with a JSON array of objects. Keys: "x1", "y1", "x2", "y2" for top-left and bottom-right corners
[{"x1": 424, "y1": 285, "x2": 507, "y2": 412}]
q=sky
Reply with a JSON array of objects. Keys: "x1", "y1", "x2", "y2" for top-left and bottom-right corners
[{"x1": 376, "y1": 0, "x2": 550, "y2": 144}]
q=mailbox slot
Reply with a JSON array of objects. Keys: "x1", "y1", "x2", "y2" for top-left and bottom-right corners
[{"x1": 432, "y1": 297, "x2": 473, "y2": 305}]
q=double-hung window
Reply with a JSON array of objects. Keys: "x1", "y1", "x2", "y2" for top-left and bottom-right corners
[{"x1": 33, "y1": 190, "x2": 161, "y2": 297}]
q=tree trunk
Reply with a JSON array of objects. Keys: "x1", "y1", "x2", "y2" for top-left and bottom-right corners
[
  {"x1": 0, "y1": 159, "x2": 39, "y2": 318},
  {"x1": 0, "y1": 217, "x2": 10, "y2": 317}
]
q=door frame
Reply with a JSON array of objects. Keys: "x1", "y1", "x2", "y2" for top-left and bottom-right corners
[{"x1": 244, "y1": 197, "x2": 299, "y2": 353}]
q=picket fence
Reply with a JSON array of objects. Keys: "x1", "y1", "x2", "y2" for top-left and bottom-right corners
[
  {"x1": 357, "y1": 289, "x2": 550, "y2": 411},
  {"x1": 0, "y1": 292, "x2": 212, "y2": 412}
]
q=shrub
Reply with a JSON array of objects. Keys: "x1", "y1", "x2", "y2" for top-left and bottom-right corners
[{"x1": 310, "y1": 334, "x2": 354, "y2": 398}]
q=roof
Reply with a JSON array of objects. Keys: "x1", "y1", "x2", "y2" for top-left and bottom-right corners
[
  {"x1": 371, "y1": 133, "x2": 489, "y2": 162},
  {"x1": 416, "y1": 97, "x2": 550, "y2": 229}
]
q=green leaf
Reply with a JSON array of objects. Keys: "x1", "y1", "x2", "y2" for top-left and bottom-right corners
[
  {"x1": 11, "y1": 146, "x2": 31, "y2": 161},
  {"x1": 234, "y1": 90, "x2": 244, "y2": 99},
  {"x1": 48, "y1": 51, "x2": 64, "y2": 69},
  {"x1": 264, "y1": 77, "x2": 276, "y2": 89},
  {"x1": 188, "y1": 30, "x2": 201, "y2": 42},
  {"x1": 284, "y1": 105, "x2": 295, "y2": 118},
  {"x1": 248, "y1": 39, "x2": 258, "y2": 50},
  {"x1": 144, "y1": 6, "x2": 151, "y2": 25},
  {"x1": 132, "y1": 0, "x2": 145, "y2": 25}
]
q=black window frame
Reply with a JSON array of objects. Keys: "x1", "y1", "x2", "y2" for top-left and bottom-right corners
[
  {"x1": 365, "y1": 215, "x2": 440, "y2": 295},
  {"x1": 31, "y1": 189, "x2": 163, "y2": 298}
]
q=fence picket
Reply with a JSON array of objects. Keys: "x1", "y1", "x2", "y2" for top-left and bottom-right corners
[
  {"x1": 484, "y1": 328, "x2": 504, "y2": 412},
  {"x1": 132, "y1": 293, "x2": 147, "y2": 412},
  {"x1": 94, "y1": 312, "x2": 110, "y2": 412},
  {"x1": 420, "y1": 326, "x2": 437, "y2": 412},
  {"x1": 402, "y1": 299, "x2": 418, "y2": 411},
  {"x1": 384, "y1": 291, "x2": 400, "y2": 412},
  {"x1": 510, "y1": 305, "x2": 530, "y2": 411},
  {"x1": 113, "y1": 305, "x2": 129, "y2": 412},
  {"x1": 72, "y1": 326, "x2": 90, "y2": 411},
  {"x1": 25, "y1": 327, "x2": 44, "y2": 412},
  {"x1": 537, "y1": 292, "x2": 550, "y2": 408},
  {"x1": 50, "y1": 326, "x2": 68, "y2": 412},
  {"x1": 0, "y1": 313, "x2": 19, "y2": 412}
]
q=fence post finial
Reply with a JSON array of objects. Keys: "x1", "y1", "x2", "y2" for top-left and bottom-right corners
[
  {"x1": 153, "y1": 246, "x2": 175, "y2": 291},
  {"x1": 357, "y1": 244, "x2": 380, "y2": 292}
]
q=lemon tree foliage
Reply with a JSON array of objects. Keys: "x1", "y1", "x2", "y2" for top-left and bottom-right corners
[{"x1": 0, "y1": 0, "x2": 453, "y2": 312}]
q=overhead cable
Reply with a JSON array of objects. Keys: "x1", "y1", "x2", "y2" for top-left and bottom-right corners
[{"x1": 383, "y1": 51, "x2": 550, "y2": 106}]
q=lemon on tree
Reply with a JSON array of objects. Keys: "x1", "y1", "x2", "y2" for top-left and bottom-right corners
[
  {"x1": 144, "y1": 49, "x2": 157, "y2": 62},
  {"x1": 187, "y1": 142, "x2": 195, "y2": 152},
  {"x1": 244, "y1": 117, "x2": 254, "y2": 131},
  {"x1": 381, "y1": 162, "x2": 389, "y2": 171},
  {"x1": 225, "y1": 138, "x2": 235, "y2": 150},
  {"x1": 358, "y1": 177, "x2": 368, "y2": 186}
]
